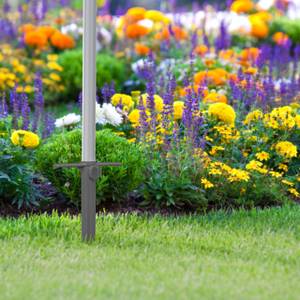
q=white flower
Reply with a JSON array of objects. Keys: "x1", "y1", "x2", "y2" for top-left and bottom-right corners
[
  {"x1": 257, "y1": 0, "x2": 274, "y2": 10},
  {"x1": 226, "y1": 14, "x2": 252, "y2": 35},
  {"x1": 131, "y1": 59, "x2": 147, "y2": 74},
  {"x1": 137, "y1": 19, "x2": 154, "y2": 30},
  {"x1": 287, "y1": 0, "x2": 300, "y2": 20},
  {"x1": 96, "y1": 103, "x2": 123, "y2": 126},
  {"x1": 61, "y1": 23, "x2": 82, "y2": 39},
  {"x1": 55, "y1": 113, "x2": 81, "y2": 128}
]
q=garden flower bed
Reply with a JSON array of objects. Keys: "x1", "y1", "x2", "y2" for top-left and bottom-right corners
[{"x1": 0, "y1": 0, "x2": 300, "y2": 213}]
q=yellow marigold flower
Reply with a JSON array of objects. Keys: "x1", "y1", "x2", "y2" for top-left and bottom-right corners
[
  {"x1": 173, "y1": 101, "x2": 184, "y2": 120},
  {"x1": 201, "y1": 178, "x2": 214, "y2": 189},
  {"x1": 255, "y1": 151, "x2": 270, "y2": 161},
  {"x1": 208, "y1": 103, "x2": 236, "y2": 125},
  {"x1": 128, "y1": 138, "x2": 136, "y2": 143},
  {"x1": 209, "y1": 146, "x2": 225, "y2": 156},
  {"x1": 11, "y1": 130, "x2": 40, "y2": 149},
  {"x1": 228, "y1": 169, "x2": 250, "y2": 182},
  {"x1": 205, "y1": 136, "x2": 213, "y2": 142},
  {"x1": 209, "y1": 168, "x2": 222, "y2": 176},
  {"x1": 203, "y1": 92, "x2": 227, "y2": 104},
  {"x1": 47, "y1": 54, "x2": 58, "y2": 61},
  {"x1": 15, "y1": 64, "x2": 26, "y2": 74},
  {"x1": 244, "y1": 109, "x2": 263, "y2": 125},
  {"x1": 128, "y1": 109, "x2": 140, "y2": 125},
  {"x1": 24, "y1": 85, "x2": 34, "y2": 93},
  {"x1": 288, "y1": 188, "x2": 300, "y2": 198},
  {"x1": 269, "y1": 171, "x2": 282, "y2": 178},
  {"x1": 47, "y1": 61, "x2": 63, "y2": 72},
  {"x1": 275, "y1": 141, "x2": 297, "y2": 159},
  {"x1": 49, "y1": 73, "x2": 61, "y2": 82},
  {"x1": 278, "y1": 163, "x2": 288, "y2": 172},
  {"x1": 295, "y1": 115, "x2": 300, "y2": 128},
  {"x1": 115, "y1": 132, "x2": 125, "y2": 136},
  {"x1": 246, "y1": 160, "x2": 267, "y2": 174},
  {"x1": 111, "y1": 93, "x2": 134, "y2": 109},
  {"x1": 282, "y1": 179, "x2": 294, "y2": 187},
  {"x1": 145, "y1": 10, "x2": 169, "y2": 23}
]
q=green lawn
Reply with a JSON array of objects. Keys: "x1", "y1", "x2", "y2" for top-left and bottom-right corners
[{"x1": 0, "y1": 205, "x2": 300, "y2": 300}]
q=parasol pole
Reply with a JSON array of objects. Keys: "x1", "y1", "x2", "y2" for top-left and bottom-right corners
[
  {"x1": 81, "y1": 0, "x2": 97, "y2": 241},
  {"x1": 54, "y1": 0, "x2": 120, "y2": 242}
]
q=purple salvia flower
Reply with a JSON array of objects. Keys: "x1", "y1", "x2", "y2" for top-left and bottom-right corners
[
  {"x1": 137, "y1": 95, "x2": 148, "y2": 142},
  {"x1": 102, "y1": 82, "x2": 115, "y2": 103},
  {"x1": 190, "y1": 30, "x2": 198, "y2": 56},
  {"x1": 3, "y1": 1, "x2": 10, "y2": 13},
  {"x1": 43, "y1": 112, "x2": 55, "y2": 138},
  {"x1": 78, "y1": 91, "x2": 82, "y2": 112},
  {"x1": 0, "y1": 93, "x2": 8, "y2": 118},
  {"x1": 215, "y1": 20, "x2": 231, "y2": 51},
  {"x1": 10, "y1": 88, "x2": 19, "y2": 129},
  {"x1": 32, "y1": 73, "x2": 44, "y2": 132},
  {"x1": 162, "y1": 71, "x2": 176, "y2": 147},
  {"x1": 144, "y1": 54, "x2": 156, "y2": 134},
  {"x1": 20, "y1": 93, "x2": 31, "y2": 130}
]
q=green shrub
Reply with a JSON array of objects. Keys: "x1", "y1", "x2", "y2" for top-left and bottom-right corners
[
  {"x1": 141, "y1": 143, "x2": 290, "y2": 211},
  {"x1": 36, "y1": 129, "x2": 146, "y2": 206},
  {"x1": 0, "y1": 138, "x2": 42, "y2": 208},
  {"x1": 58, "y1": 50, "x2": 128, "y2": 101},
  {"x1": 141, "y1": 148, "x2": 208, "y2": 210}
]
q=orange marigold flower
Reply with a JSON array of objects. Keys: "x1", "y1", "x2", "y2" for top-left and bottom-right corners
[
  {"x1": 125, "y1": 23, "x2": 149, "y2": 39},
  {"x1": 249, "y1": 16, "x2": 269, "y2": 39},
  {"x1": 272, "y1": 32, "x2": 289, "y2": 45},
  {"x1": 20, "y1": 23, "x2": 36, "y2": 33},
  {"x1": 231, "y1": 0, "x2": 254, "y2": 13},
  {"x1": 194, "y1": 45, "x2": 208, "y2": 57},
  {"x1": 194, "y1": 69, "x2": 228, "y2": 86},
  {"x1": 240, "y1": 47, "x2": 260, "y2": 63},
  {"x1": 24, "y1": 30, "x2": 48, "y2": 49},
  {"x1": 244, "y1": 67, "x2": 257, "y2": 75},
  {"x1": 203, "y1": 92, "x2": 227, "y2": 104},
  {"x1": 126, "y1": 7, "x2": 146, "y2": 23},
  {"x1": 50, "y1": 31, "x2": 75, "y2": 50},
  {"x1": 155, "y1": 26, "x2": 187, "y2": 41},
  {"x1": 38, "y1": 26, "x2": 56, "y2": 38},
  {"x1": 134, "y1": 43, "x2": 150, "y2": 56}
]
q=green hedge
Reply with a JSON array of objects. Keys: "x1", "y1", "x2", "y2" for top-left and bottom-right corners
[
  {"x1": 58, "y1": 50, "x2": 128, "y2": 101},
  {"x1": 36, "y1": 129, "x2": 146, "y2": 206},
  {"x1": 270, "y1": 17, "x2": 300, "y2": 44}
]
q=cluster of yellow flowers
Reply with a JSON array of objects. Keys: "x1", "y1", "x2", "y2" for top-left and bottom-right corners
[
  {"x1": 112, "y1": 92, "x2": 185, "y2": 128},
  {"x1": 275, "y1": 141, "x2": 298, "y2": 159},
  {"x1": 263, "y1": 106, "x2": 300, "y2": 130},
  {"x1": 11, "y1": 130, "x2": 40, "y2": 149},
  {"x1": 0, "y1": 45, "x2": 64, "y2": 93}
]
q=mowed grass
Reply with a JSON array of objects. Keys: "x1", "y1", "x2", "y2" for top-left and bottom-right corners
[{"x1": 0, "y1": 205, "x2": 300, "y2": 300}]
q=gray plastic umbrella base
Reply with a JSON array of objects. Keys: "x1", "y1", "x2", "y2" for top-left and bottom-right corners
[{"x1": 54, "y1": 162, "x2": 121, "y2": 241}]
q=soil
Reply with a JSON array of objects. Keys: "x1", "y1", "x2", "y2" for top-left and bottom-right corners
[{"x1": 0, "y1": 182, "x2": 195, "y2": 218}]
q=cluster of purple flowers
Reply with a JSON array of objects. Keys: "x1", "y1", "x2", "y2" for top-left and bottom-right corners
[{"x1": 0, "y1": 74, "x2": 55, "y2": 138}]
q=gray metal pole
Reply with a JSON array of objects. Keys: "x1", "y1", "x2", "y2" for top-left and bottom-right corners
[
  {"x1": 82, "y1": 0, "x2": 97, "y2": 241},
  {"x1": 54, "y1": 1, "x2": 120, "y2": 242}
]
